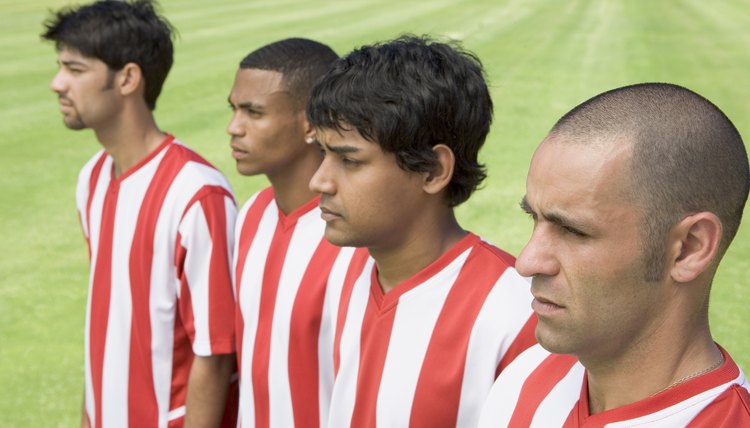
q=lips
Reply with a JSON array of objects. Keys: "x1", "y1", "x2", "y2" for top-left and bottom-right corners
[
  {"x1": 318, "y1": 205, "x2": 342, "y2": 222},
  {"x1": 530, "y1": 291, "x2": 565, "y2": 316},
  {"x1": 230, "y1": 144, "x2": 248, "y2": 160}
]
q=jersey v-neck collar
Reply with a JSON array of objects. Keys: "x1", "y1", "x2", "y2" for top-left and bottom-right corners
[
  {"x1": 369, "y1": 232, "x2": 479, "y2": 312},
  {"x1": 272, "y1": 190, "x2": 321, "y2": 231},
  {"x1": 109, "y1": 134, "x2": 175, "y2": 184},
  {"x1": 576, "y1": 345, "x2": 738, "y2": 424}
]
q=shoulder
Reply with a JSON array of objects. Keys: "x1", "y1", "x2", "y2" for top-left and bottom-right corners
[
  {"x1": 236, "y1": 187, "x2": 276, "y2": 225},
  {"x1": 689, "y1": 383, "x2": 750, "y2": 426},
  {"x1": 480, "y1": 345, "x2": 582, "y2": 427},
  {"x1": 163, "y1": 139, "x2": 234, "y2": 197},
  {"x1": 78, "y1": 149, "x2": 109, "y2": 183}
]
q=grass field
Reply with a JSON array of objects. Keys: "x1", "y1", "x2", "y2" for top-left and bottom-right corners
[{"x1": 1, "y1": 0, "x2": 749, "y2": 425}]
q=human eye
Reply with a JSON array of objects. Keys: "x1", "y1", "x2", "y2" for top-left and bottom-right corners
[
  {"x1": 341, "y1": 156, "x2": 361, "y2": 167},
  {"x1": 244, "y1": 107, "x2": 263, "y2": 117},
  {"x1": 560, "y1": 224, "x2": 587, "y2": 238}
]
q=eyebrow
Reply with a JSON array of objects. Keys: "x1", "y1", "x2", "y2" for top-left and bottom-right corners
[
  {"x1": 227, "y1": 97, "x2": 264, "y2": 111},
  {"x1": 520, "y1": 195, "x2": 589, "y2": 232},
  {"x1": 60, "y1": 59, "x2": 87, "y2": 67},
  {"x1": 320, "y1": 141, "x2": 361, "y2": 155}
]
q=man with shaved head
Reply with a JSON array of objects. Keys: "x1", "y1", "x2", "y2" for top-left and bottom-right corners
[{"x1": 479, "y1": 83, "x2": 750, "y2": 426}]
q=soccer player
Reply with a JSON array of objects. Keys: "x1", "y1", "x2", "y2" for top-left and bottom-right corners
[
  {"x1": 227, "y1": 39, "x2": 366, "y2": 428},
  {"x1": 478, "y1": 83, "x2": 750, "y2": 426},
  {"x1": 42, "y1": 1, "x2": 237, "y2": 427},
  {"x1": 307, "y1": 35, "x2": 538, "y2": 427}
]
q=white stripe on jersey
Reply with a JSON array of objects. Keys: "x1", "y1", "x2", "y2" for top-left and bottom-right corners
[
  {"x1": 376, "y1": 249, "x2": 472, "y2": 426},
  {"x1": 457, "y1": 268, "x2": 534, "y2": 427},
  {"x1": 327, "y1": 258, "x2": 376, "y2": 428},
  {"x1": 102, "y1": 156, "x2": 152, "y2": 427},
  {"x1": 530, "y1": 364, "x2": 584, "y2": 427},
  {"x1": 237, "y1": 200, "x2": 278, "y2": 428},
  {"x1": 478, "y1": 345, "x2": 554, "y2": 427},
  {"x1": 318, "y1": 246, "x2": 357, "y2": 428},
  {"x1": 267, "y1": 209, "x2": 326, "y2": 428}
]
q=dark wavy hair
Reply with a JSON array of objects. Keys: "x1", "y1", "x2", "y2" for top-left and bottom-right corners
[
  {"x1": 307, "y1": 35, "x2": 493, "y2": 206},
  {"x1": 41, "y1": 0, "x2": 175, "y2": 110}
]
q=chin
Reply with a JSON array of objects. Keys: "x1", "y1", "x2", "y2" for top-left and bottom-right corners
[
  {"x1": 535, "y1": 327, "x2": 575, "y2": 355},
  {"x1": 63, "y1": 118, "x2": 86, "y2": 130},
  {"x1": 323, "y1": 228, "x2": 365, "y2": 249}
]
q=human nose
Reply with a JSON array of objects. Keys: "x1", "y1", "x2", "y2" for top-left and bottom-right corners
[
  {"x1": 516, "y1": 225, "x2": 559, "y2": 278},
  {"x1": 226, "y1": 111, "x2": 244, "y2": 137},
  {"x1": 50, "y1": 69, "x2": 66, "y2": 94},
  {"x1": 309, "y1": 157, "x2": 335, "y2": 195}
]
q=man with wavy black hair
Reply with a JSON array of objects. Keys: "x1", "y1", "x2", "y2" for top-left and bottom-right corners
[
  {"x1": 42, "y1": 1, "x2": 237, "y2": 427},
  {"x1": 307, "y1": 35, "x2": 537, "y2": 427}
]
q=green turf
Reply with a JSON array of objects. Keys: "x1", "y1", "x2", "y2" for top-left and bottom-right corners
[{"x1": 1, "y1": 0, "x2": 749, "y2": 425}]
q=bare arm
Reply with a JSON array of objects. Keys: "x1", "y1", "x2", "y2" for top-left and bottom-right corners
[{"x1": 183, "y1": 353, "x2": 236, "y2": 427}]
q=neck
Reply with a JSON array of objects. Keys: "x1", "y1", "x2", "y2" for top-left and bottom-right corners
[
  {"x1": 94, "y1": 104, "x2": 164, "y2": 178},
  {"x1": 267, "y1": 149, "x2": 322, "y2": 215},
  {"x1": 585, "y1": 323, "x2": 721, "y2": 414},
  {"x1": 370, "y1": 210, "x2": 465, "y2": 293}
]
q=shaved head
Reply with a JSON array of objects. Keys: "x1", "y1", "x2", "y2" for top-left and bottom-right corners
[{"x1": 549, "y1": 83, "x2": 749, "y2": 280}]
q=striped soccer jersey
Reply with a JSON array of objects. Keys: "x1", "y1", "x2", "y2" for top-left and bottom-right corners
[
  {"x1": 76, "y1": 135, "x2": 237, "y2": 428},
  {"x1": 327, "y1": 232, "x2": 538, "y2": 428},
  {"x1": 478, "y1": 344, "x2": 750, "y2": 427},
  {"x1": 233, "y1": 187, "x2": 369, "y2": 428}
]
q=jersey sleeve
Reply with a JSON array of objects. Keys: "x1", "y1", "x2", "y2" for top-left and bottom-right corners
[{"x1": 175, "y1": 185, "x2": 237, "y2": 356}]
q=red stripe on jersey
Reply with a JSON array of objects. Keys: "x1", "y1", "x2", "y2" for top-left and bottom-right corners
[
  {"x1": 332, "y1": 250, "x2": 371, "y2": 375},
  {"x1": 129, "y1": 142, "x2": 187, "y2": 425},
  {"x1": 508, "y1": 353, "x2": 579, "y2": 427},
  {"x1": 234, "y1": 188, "x2": 275, "y2": 370},
  {"x1": 288, "y1": 239, "x2": 343, "y2": 427},
  {"x1": 252, "y1": 219, "x2": 295, "y2": 428},
  {"x1": 90, "y1": 183, "x2": 118, "y2": 428},
  {"x1": 496, "y1": 315, "x2": 538, "y2": 376},
  {"x1": 193, "y1": 186, "x2": 235, "y2": 353},
  {"x1": 85, "y1": 152, "x2": 107, "y2": 257},
  {"x1": 169, "y1": 302, "x2": 194, "y2": 415},
  {"x1": 349, "y1": 269, "x2": 398, "y2": 428},
  {"x1": 410, "y1": 245, "x2": 513, "y2": 426},
  {"x1": 687, "y1": 384, "x2": 750, "y2": 427}
]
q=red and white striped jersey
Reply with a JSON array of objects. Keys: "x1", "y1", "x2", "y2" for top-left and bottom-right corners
[
  {"x1": 233, "y1": 187, "x2": 369, "y2": 428},
  {"x1": 327, "y1": 232, "x2": 538, "y2": 428},
  {"x1": 478, "y1": 344, "x2": 750, "y2": 427},
  {"x1": 76, "y1": 135, "x2": 237, "y2": 428}
]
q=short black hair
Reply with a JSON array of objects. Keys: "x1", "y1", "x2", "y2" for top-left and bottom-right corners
[
  {"x1": 307, "y1": 35, "x2": 493, "y2": 207},
  {"x1": 41, "y1": 0, "x2": 175, "y2": 110},
  {"x1": 240, "y1": 38, "x2": 338, "y2": 110},
  {"x1": 551, "y1": 83, "x2": 749, "y2": 280}
]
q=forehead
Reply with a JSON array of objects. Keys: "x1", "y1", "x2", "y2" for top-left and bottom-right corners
[
  {"x1": 230, "y1": 68, "x2": 290, "y2": 100},
  {"x1": 57, "y1": 46, "x2": 103, "y2": 66},
  {"x1": 318, "y1": 126, "x2": 375, "y2": 148},
  {"x1": 527, "y1": 135, "x2": 635, "y2": 216}
]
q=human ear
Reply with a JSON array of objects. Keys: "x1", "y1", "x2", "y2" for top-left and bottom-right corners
[
  {"x1": 669, "y1": 212, "x2": 722, "y2": 283},
  {"x1": 300, "y1": 112, "x2": 316, "y2": 144},
  {"x1": 118, "y1": 62, "x2": 143, "y2": 97},
  {"x1": 423, "y1": 144, "x2": 455, "y2": 195}
]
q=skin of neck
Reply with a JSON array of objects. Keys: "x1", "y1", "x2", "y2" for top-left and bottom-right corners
[
  {"x1": 371, "y1": 203, "x2": 465, "y2": 293},
  {"x1": 95, "y1": 100, "x2": 165, "y2": 178},
  {"x1": 267, "y1": 146, "x2": 323, "y2": 216},
  {"x1": 584, "y1": 286, "x2": 721, "y2": 414}
]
